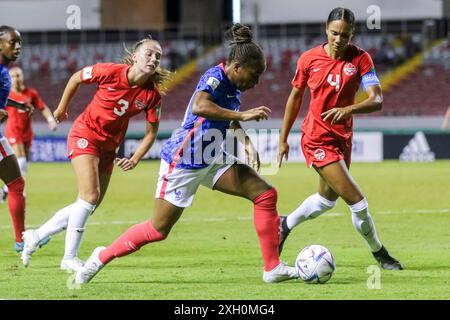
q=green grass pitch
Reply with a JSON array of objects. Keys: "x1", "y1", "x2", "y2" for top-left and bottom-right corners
[{"x1": 0, "y1": 161, "x2": 449, "y2": 299}]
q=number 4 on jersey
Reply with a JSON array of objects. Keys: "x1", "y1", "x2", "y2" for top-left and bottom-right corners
[
  {"x1": 327, "y1": 74, "x2": 340, "y2": 92},
  {"x1": 114, "y1": 99, "x2": 129, "y2": 116}
]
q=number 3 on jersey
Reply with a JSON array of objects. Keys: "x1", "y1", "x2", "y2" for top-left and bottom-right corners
[
  {"x1": 114, "y1": 99, "x2": 129, "y2": 117},
  {"x1": 327, "y1": 74, "x2": 340, "y2": 92}
]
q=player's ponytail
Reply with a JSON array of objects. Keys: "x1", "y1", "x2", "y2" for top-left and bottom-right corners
[
  {"x1": 225, "y1": 23, "x2": 265, "y2": 73},
  {"x1": 121, "y1": 37, "x2": 173, "y2": 95}
]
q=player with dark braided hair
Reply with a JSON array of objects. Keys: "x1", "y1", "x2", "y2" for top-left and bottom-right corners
[{"x1": 75, "y1": 23, "x2": 298, "y2": 284}]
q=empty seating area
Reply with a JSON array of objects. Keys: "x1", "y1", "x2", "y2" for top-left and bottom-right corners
[{"x1": 18, "y1": 34, "x2": 449, "y2": 121}]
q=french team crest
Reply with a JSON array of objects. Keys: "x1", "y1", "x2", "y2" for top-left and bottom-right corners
[{"x1": 343, "y1": 63, "x2": 357, "y2": 76}]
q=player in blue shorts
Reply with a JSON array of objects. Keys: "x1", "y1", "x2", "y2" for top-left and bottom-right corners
[{"x1": 76, "y1": 24, "x2": 299, "y2": 284}]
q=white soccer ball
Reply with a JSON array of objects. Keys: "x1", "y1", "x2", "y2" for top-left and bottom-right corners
[{"x1": 295, "y1": 244, "x2": 335, "y2": 284}]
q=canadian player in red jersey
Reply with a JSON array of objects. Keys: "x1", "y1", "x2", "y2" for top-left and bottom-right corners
[
  {"x1": 21, "y1": 37, "x2": 172, "y2": 272},
  {"x1": 2, "y1": 67, "x2": 57, "y2": 199},
  {"x1": 277, "y1": 8, "x2": 403, "y2": 270}
]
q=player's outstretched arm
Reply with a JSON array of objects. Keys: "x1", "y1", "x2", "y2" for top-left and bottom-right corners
[
  {"x1": 53, "y1": 70, "x2": 83, "y2": 123},
  {"x1": 40, "y1": 105, "x2": 57, "y2": 131},
  {"x1": 278, "y1": 86, "x2": 305, "y2": 167},
  {"x1": 116, "y1": 121, "x2": 159, "y2": 171},
  {"x1": 192, "y1": 91, "x2": 270, "y2": 122}
]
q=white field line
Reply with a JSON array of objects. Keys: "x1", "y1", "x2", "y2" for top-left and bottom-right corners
[{"x1": 0, "y1": 208, "x2": 449, "y2": 230}]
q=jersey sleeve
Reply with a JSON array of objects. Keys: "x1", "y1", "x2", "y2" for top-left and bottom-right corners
[
  {"x1": 359, "y1": 52, "x2": 380, "y2": 90},
  {"x1": 29, "y1": 88, "x2": 46, "y2": 110},
  {"x1": 145, "y1": 90, "x2": 162, "y2": 123},
  {"x1": 291, "y1": 53, "x2": 309, "y2": 89},
  {"x1": 196, "y1": 67, "x2": 224, "y2": 96},
  {"x1": 358, "y1": 51, "x2": 375, "y2": 76},
  {"x1": 80, "y1": 63, "x2": 116, "y2": 84}
]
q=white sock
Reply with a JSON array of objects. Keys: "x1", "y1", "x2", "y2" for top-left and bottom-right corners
[
  {"x1": 286, "y1": 193, "x2": 337, "y2": 229},
  {"x1": 63, "y1": 198, "x2": 96, "y2": 260},
  {"x1": 37, "y1": 203, "x2": 76, "y2": 240},
  {"x1": 17, "y1": 156, "x2": 27, "y2": 176},
  {"x1": 350, "y1": 198, "x2": 382, "y2": 252}
]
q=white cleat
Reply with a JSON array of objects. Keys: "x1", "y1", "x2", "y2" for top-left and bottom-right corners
[
  {"x1": 21, "y1": 230, "x2": 41, "y2": 267},
  {"x1": 75, "y1": 247, "x2": 105, "y2": 284},
  {"x1": 263, "y1": 261, "x2": 299, "y2": 283},
  {"x1": 61, "y1": 257, "x2": 84, "y2": 273}
]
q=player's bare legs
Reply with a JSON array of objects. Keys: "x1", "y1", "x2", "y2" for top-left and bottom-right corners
[
  {"x1": 283, "y1": 159, "x2": 402, "y2": 270},
  {"x1": 21, "y1": 155, "x2": 98, "y2": 269},
  {"x1": 213, "y1": 164, "x2": 298, "y2": 282},
  {"x1": 75, "y1": 198, "x2": 183, "y2": 284},
  {"x1": 0, "y1": 155, "x2": 26, "y2": 251}
]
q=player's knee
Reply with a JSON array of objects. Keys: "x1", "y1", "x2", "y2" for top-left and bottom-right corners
[
  {"x1": 6, "y1": 176, "x2": 25, "y2": 193},
  {"x1": 79, "y1": 189, "x2": 101, "y2": 205}
]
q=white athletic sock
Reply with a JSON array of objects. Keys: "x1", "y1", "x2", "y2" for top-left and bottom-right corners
[
  {"x1": 286, "y1": 193, "x2": 337, "y2": 229},
  {"x1": 63, "y1": 198, "x2": 96, "y2": 260},
  {"x1": 17, "y1": 156, "x2": 27, "y2": 177},
  {"x1": 37, "y1": 203, "x2": 76, "y2": 240},
  {"x1": 349, "y1": 198, "x2": 382, "y2": 252}
]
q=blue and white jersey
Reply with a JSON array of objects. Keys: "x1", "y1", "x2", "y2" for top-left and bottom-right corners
[
  {"x1": 0, "y1": 63, "x2": 11, "y2": 110},
  {"x1": 161, "y1": 63, "x2": 241, "y2": 169},
  {"x1": 0, "y1": 63, "x2": 12, "y2": 138}
]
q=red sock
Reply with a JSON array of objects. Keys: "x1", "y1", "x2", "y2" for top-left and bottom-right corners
[
  {"x1": 99, "y1": 220, "x2": 165, "y2": 265},
  {"x1": 253, "y1": 188, "x2": 281, "y2": 271},
  {"x1": 7, "y1": 177, "x2": 26, "y2": 243}
]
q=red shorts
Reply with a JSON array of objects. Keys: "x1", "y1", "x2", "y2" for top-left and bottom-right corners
[
  {"x1": 67, "y1": 130, "x2": 116, "y2": 175},
  {"x1": 301, "y1": 133, "x2": 352, "y2": 168},
  {"x1": 5, "y1": 128, "x2": 32, "y2": 149}
]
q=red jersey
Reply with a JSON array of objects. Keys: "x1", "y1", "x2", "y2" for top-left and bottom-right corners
[
  {"x1": 73, "y1": 63, "x2": 161, "y2": 150},
  {"x1": 292, "y1": 43, "x2": 374, "y2": 142},
  {"x1": 5, "y1": 87, "x2": 46, "y2": 142}
]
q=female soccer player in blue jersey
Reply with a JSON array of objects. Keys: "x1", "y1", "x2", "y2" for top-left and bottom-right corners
[
  {"x1": 0, "y1": 26, "x2": 29, "y2": 252},
  {"x1": 76, "y1": 24, "x2": 298, "y2": 284}
]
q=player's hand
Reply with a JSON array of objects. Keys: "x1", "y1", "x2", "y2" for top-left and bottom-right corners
[
  {"x1": 245, "y1": 143, "x2": 261, "y2": 172},
  {"x1": 321, "y1": 106, "x2": 352, "y2": 125},
  {"x1": 48, "y1": 119, "x2": 57, "y2": 131},
  {"x1": 277, "y1": 141, "x2": 290, "y2": 168},
  {"x1": 240, "y1": 106, "x2": 271, "y2": 122},
  {"x1": 53, "y1": 107, "x2": 68, "y2": 123},
  {"x1": 115, "y1": 157, "x2": 136, "y2": 171},
  {"x1": 0, "y1": 109, "x2": 8, "y2": 123}
]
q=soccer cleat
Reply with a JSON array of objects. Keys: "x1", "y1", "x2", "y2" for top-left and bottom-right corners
[
  {"x1": 61, "y1": 257, "x2": 84, "y2": 273},
  {"x1": 21, "y1": 230, "x2": 41, "y2": 267},
  {"x1": 263, "y1": 261, "x2": 299, "y2": 283},
  {"x1": 278, "y1": 216, "x2": 291, "y2": 255},
  {"x1": 15, "y1": 242, "x2": 24, "y2": 253},
  {"x1": 38, "y1": 236, "x2": 51, "y2": 248},
  {"x1": 372, "y1": 246, "x2": 404, "y2": 270},
  {"x1": 75, "y1": 246, "x2": 106, "y2": 284}
]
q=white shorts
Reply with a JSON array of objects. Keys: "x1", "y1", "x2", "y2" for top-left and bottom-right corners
[
  {"x1": 0, "y1": 136, "x2": 14, "y2": 162},
  {"x1": 156, "y1": 153, "x2": 240, "y2": 207}
]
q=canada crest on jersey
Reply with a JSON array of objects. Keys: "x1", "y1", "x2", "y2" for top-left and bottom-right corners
[
  {"x1": 343, "y1": 63, "x2": 357, "y2": 76},
  {"x1": 135, "y1": 99, "x2": 146, "y2": 110}
]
